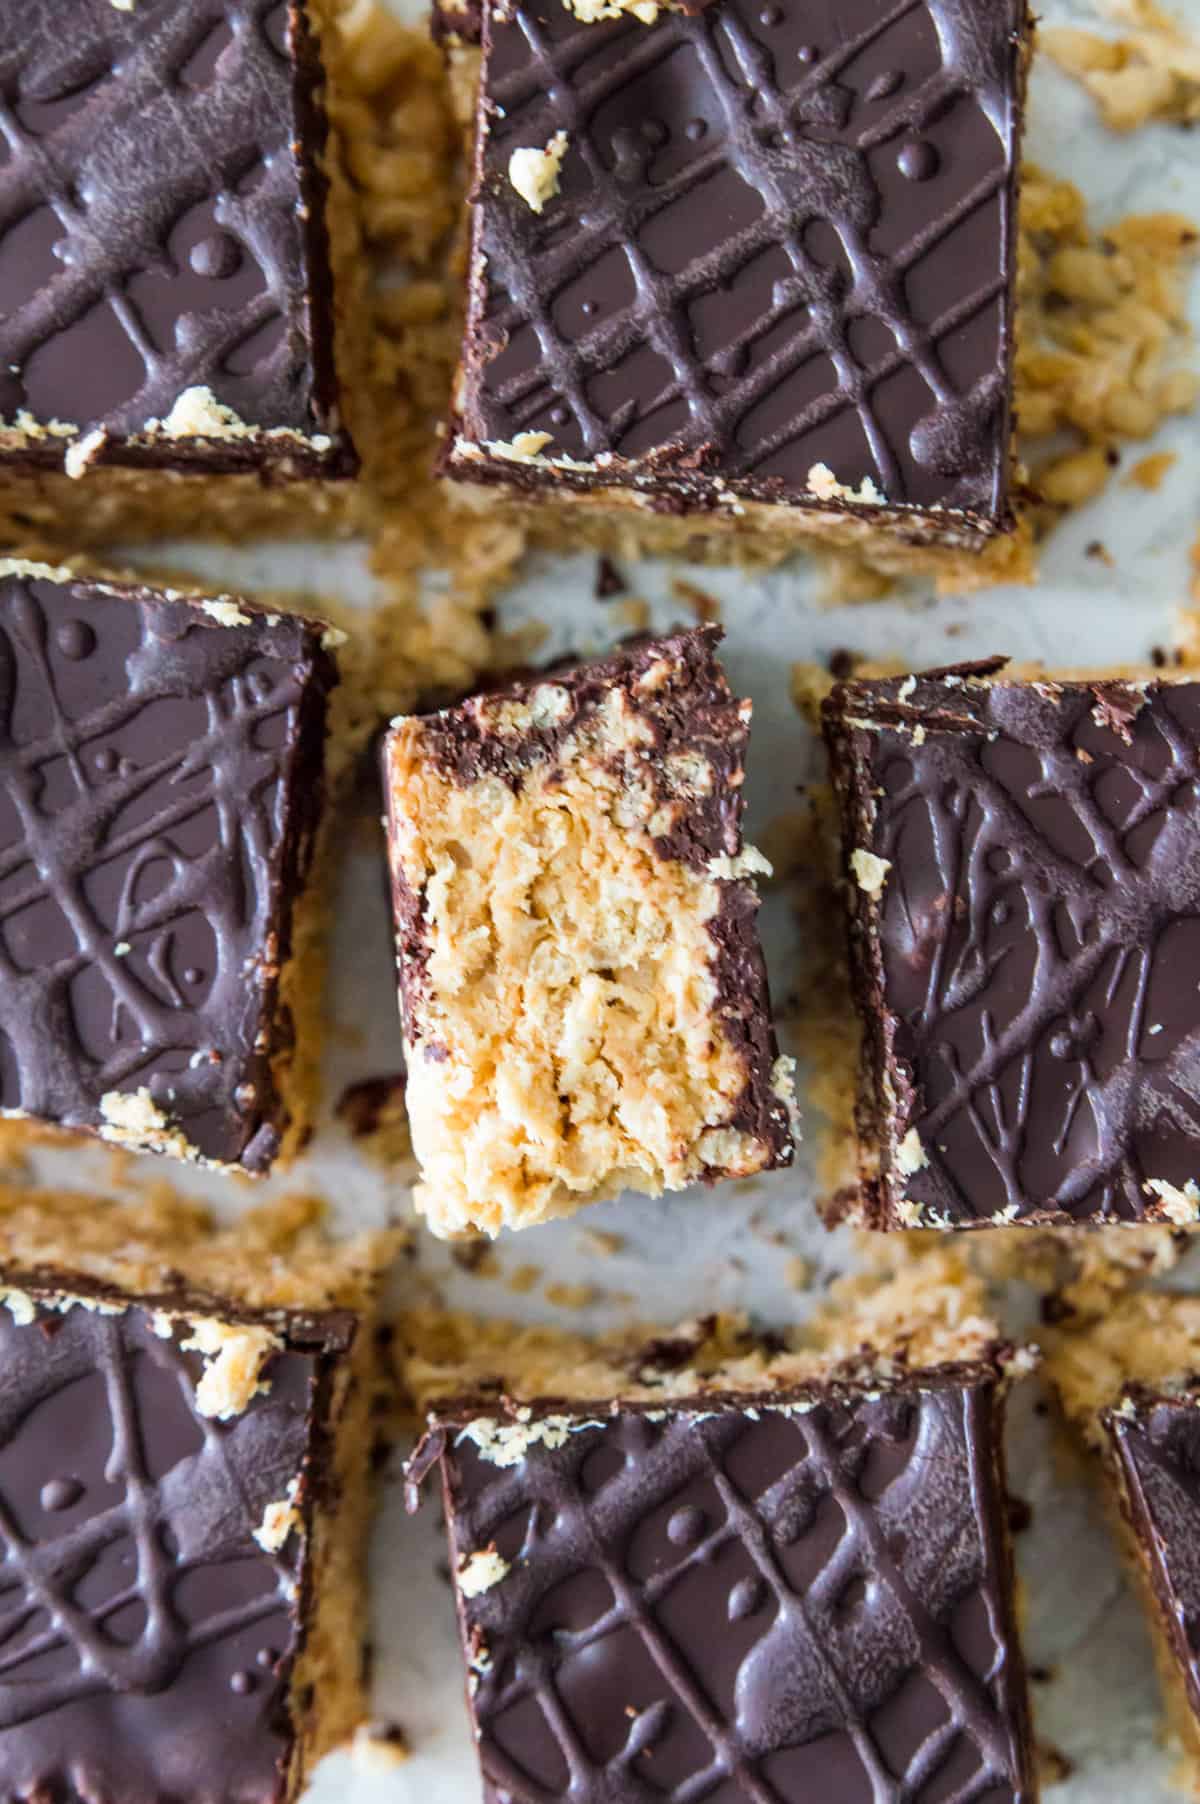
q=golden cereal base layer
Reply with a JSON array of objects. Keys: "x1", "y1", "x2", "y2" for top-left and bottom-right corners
[
  {"x1": 385, "y1": 651, "x2": 790, "y2": 1238},
  {"x1": 399, "y1": 1247, "x2": 1027, "y2": 1417},
  {"x1": 0, "y1": 1182, "x2": 395, "y2": 1317}
]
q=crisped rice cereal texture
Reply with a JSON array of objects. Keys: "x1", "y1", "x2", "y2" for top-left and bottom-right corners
[{"x1": 382, "y1": 627, "x2": 794, "y2": 1236}]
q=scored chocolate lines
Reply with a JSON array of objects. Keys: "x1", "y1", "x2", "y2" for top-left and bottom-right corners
[
  {"x1": 478, "y1": 0, "x2": 1010, "y2": 502},
  {"x1": 0, "y1": 583, "x2": 293, "y2": 1127},
  {"x1": 0, "y1": 1315, "x2": 293, "y2": 1725},
  {"x1": 455, "y1": 1397, "x2": 1017, "y2": 1801},
  {"x1": 873, "y1": 692, "x2": 1200, "y2": 1217},
  {"x1": 0, "y1": 0, "x2": 297, "y2": 434}
]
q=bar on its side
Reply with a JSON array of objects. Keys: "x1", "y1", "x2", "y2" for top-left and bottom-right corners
[
  {"x1": 0, "y1": 0, "x2": 364, "y2": 545},
  {"x1": 441, "y1": 0, "x2": 1032, "y2": 574},
  {"x1": 0, "y1": 558, "x2": 340, "y2": 1175},
  {"x1": 403, "y1": 1284, "x2": 1038, "y2": 1804},
  {"x1": 822, "y1": 659, "x2": 1200, "y2": 1229},
  {"x1": 1048, "y1": 1293, "x2": 1200, "y2": 1794},
  {"x1": 381, "y1": 626, "x2": 795, "y2": 1237}
]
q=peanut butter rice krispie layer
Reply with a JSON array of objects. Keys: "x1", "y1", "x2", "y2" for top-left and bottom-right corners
[
  {"x1": 381, "y1": 626, "x2": 795, "y2": 1238},
  {"x1": 823, "y1": 658, "x2": 1200, "y2": 1230},
  {"x1": 0, "y1": 0, "x2": 364, "y2": 545},
  {"x1": 0, "y1": 559, "x2": 341, "y2": 1175},
  {"x1": 402, "y1": 1287, "x2": 1039, "y2": 1804},
  {"x1": 0, "y1": 1186, "x2": 392, "y2": 1794},
  {"x1": 440, "y1": 0, "x2": 1032, "y2": 573},
  {"x1": 1048, "y1": 1295, "x2": 1200, "y2": 1796}
]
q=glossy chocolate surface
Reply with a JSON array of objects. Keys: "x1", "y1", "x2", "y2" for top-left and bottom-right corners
[
  {"x1": 0, "y1": 0, "x2": 351, "y2": 471},
  {"x1": 0, "y1": 1289, "x2": 337, "y2": 1801},
  {"x1": 455, "y1": 0, "x2": 1027, "y2": 524},
  {"x1": 0, "y1": 568, "x2": 335, "y2": 1170},
  {"x1": 438, "y1": 1375, "x2": 1033, "y2": 1801},
  {"x1": 825, "y1": 670, "x2": 1200, "y2": 1225}
]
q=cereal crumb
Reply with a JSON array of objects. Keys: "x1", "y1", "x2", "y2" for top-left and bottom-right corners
[
  {"x1": 458, "y1": 1548, "x2": 511, "y2": 1597},
  {"x1": 64, "y1": 427, "x2": 107, "y2": 480},
  {"x1": 253, "y1": 1479, "x2": 302, "y2": 1553},
  {"x1": 508, "y1": 132, "x2": 569, "y2": 214},
  {"x1": 850, "y1": 848, "x2": 891, "y2": 896},
  {"x1": 1124, "y1": 450, "x2": 1176, "y2": 490},
  {"x1": 182, "y1": 1318, "x2": 282, "y2": 1420}
]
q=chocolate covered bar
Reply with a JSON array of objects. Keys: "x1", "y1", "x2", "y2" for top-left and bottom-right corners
[
  {"x1": 0, "y1": 0, "x2": 361, "y2": 544},
  {"x1": 0, "y1": 558, "x2": 339, "y2": 1173},
  {"x1": 1048, "y1": 1292, "x2": 1200, "y2": 1791},
  {"x1": 381, "y1": 627, "x2": 794, "y2": 1237},
  {"x1": 404, "y1": 1291, "x2": 1037, "y2": 1804},
  {"x1": 442, "y1": 0, "x2": 1031, "y2": 566},
  {"x1": 0, "y1": 1263, "x2": 372, "y2": 1800},
  {"x1": 823, "y1": 660, "x2": 1200, "y2": 1229}
]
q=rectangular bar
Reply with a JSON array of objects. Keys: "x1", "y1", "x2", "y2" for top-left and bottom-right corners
[
  {"x1": 0, "y1": 0, "x2": 361, "y2": 544},
  {"x1": 442, "y1": 0, "x2": 1031, "y2": 565},
  {"x1": 404, "y1": 1298, "x2": 1037, "y2": 1804},
  {"x1": 0, "y1": 557, "x2": 340, "y2": 1174},
  {"x1": 0, "y1": 1269, "x2": 369, "y2": 1799},
  {"x1": 823, "y1": 659, "x2": 1200, "y2": 1229},
  {"x1": 1048, "y1": 1292, "x2": 1200, "y2": 1794},
  {"x1": 381, "y1": 626, "x2": 794, "y2": 1237}
]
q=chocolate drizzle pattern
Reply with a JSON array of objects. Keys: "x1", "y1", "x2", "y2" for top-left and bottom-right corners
[
  {"x1": 1109, "y1": 1393, "x2": 1200, "y2": 1726},
  {"x1": 439, "y1": 1378, "x2": 1032, "y2": 1802},
  {"x1": 0, "y1": 571, "x2": 334, "y2": 1171},
  {"x1": 825, "y1": 672, "x2": 1200, "y2": 1225},
  {"x1": 0, "y1": 1295, "x2": 322, "y2": 1800},
  {"x1": 0, "y1": 0, "x2": 347, "y2": 463},
  {"x1": 459, "y1": 0, "x2": 1025, "y2": 523}
]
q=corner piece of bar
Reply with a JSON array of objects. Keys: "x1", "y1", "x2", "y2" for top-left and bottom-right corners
[
  {"x1": 442, "y1": 0, "x2": 1031, "y2": 560},
  {"x1": 380, "y1": 625, "x2": 795, "y2": 1238},
  {"x1": 822, "y1": 659, "x2": 1200, "y2": 1229},
  {"x1": 0, "y1": 0, "x2": 359, "y2": 542},
  {"x1": 0, "y1": 558, "x2": 339, "y2": 1175},
  {"x1": 403, "y1": 1297, "x2": 1038, "y2": 1804},
  {"x1": 1047, "y1": 1292, "x2": 1200, "y2": 1790},
  {"x1": 0, "y1": 1265, "x2": 372, "y2": 1799}
]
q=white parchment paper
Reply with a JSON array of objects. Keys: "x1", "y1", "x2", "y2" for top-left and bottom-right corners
[{"x1": 38, "y1": 1, "x2": 1200, "y2": 1797}]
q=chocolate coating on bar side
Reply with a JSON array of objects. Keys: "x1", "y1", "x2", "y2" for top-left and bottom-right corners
[
  {"x1": 0, "y1": 570, "x2": 335, "y2": 1171},
  {"x1": 454, "y1": 0, "x2": 1026, "y2": 525},
  {"x1": 437, "y1": 1374, "x2": 1033, "y2": 1802},
  {"x1": 0, "y1": 1290, "x2": 343, "y2": 1802},
  {"x1": 384, "y1": 627, "x2": 791, "y2": 1172},
  {"x1": 0, "y1": 0, "x2": 353, "y2": 474},
  {"x1": 824, "y1": 669, "x2": 1200, "y2": 1226},
  {"x1": 1109, "y1": 1393, "x2": 1200, "y2": 1729}
]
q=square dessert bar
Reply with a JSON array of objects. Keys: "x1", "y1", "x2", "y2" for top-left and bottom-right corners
[
  {"x1": 381, "y1": 626, "x2": 795, "y2": 1237},
  {"x1": 1047, "y1": 1292, "x2": 1200, "y2": 1791},
  {"x1": 0, "y1": 0, "x2": 358, "y2": 543},
  {"x1": 405, "y1": 1308, "x2": 1037, "y2": 1804},
  {"x1": 0, "y1": 1268, "x2": 369, "y2": 1800},
  {"x1": 823, "y1": 659, "x2": 1200, "y2": 1229},
  {"x1": 0, "y1": 559, "x2": 339, "y2": 1174},
  {"x1": 443, "y1": 0, "x2": 1031, "y2": 560}
]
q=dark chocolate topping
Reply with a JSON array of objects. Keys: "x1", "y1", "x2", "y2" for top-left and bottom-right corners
[
  {"x1": 383, "y1": 627, "x2": 792, "y2": 1174},
  {"x1": 1109, "y1": 1393, "x2": 1200, "y2": 1728},
  {"x1": 825, "y1": 671, "x2": 1200, "y2": 1225},
  {"x1": 0, "y1": 1291, "x2": 335, "y2": 1802},
  {"x1": 0, "y1": 568, "x2": 335, "y2": 1171},
  {"x1": 0, "y1": 0, "x2": 352, "y2": 471},
  {"x1": 438, "y1": 1375, "x2": 1032, "y2": 1801},
  {"x1": 457, "y1": 0, "x2": 1026, "y2": 524}
]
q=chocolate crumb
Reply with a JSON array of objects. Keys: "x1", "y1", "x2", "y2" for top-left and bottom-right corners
[{"x1": 594, "y1": 556, "x2": 626, "y2": 599}]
